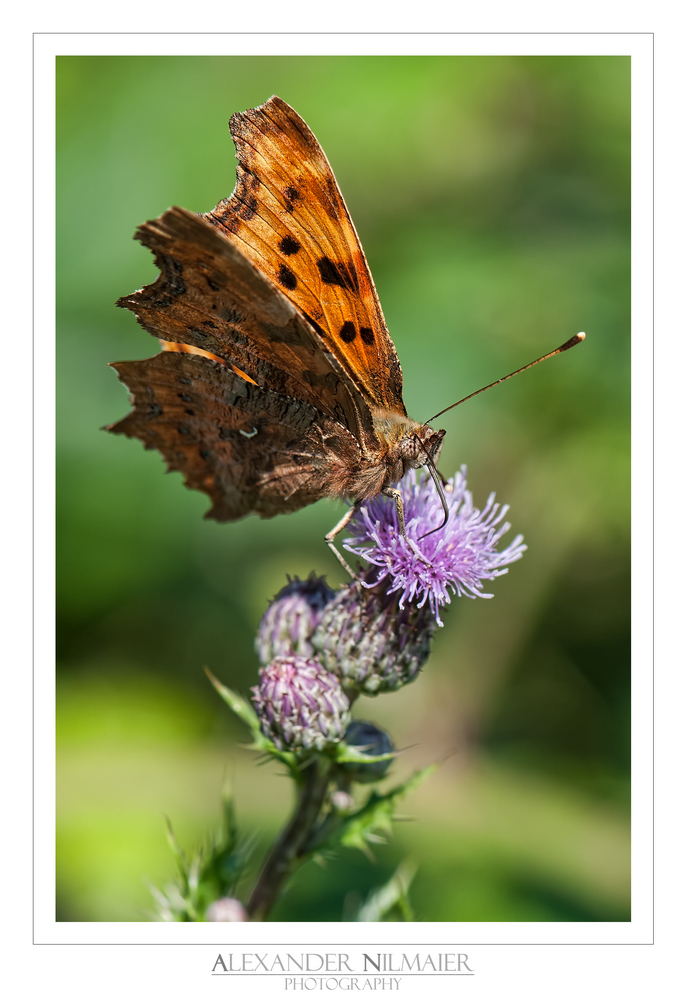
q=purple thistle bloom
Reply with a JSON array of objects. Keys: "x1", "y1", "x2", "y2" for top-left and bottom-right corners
[
  {"x1": 255, "y1": 574, "x2": 336, "y2": 666},
  {"x1": 251, "y1": 655, "x2": 350, "y2": 753},
  {"x1": 343, "y1": 466, "x2": 526, "y2": 625}
]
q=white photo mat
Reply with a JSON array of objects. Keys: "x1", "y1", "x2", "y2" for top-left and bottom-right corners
[{"x1": 30, "y1": 28, "x2": 654, "y2": 999}]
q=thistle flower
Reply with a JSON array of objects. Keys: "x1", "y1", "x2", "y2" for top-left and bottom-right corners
[
  {"x1": 205, "y1": 897, "x2": 248, "y2": 922},
  {"x1": 339, "y1": 720, "x2": 395, "y2": 783},
  {"x1": 343, "y1": 466, "x2": 526, "y2": 625},
  {"x1": 255, "y1": 574, "x2": 336, "y2": 666},
  {"x1": 330, "y1": 789, "x2": 355, "y2": 811},
  {"x1": 311, "y1": 572, "x2": 436, "y2": 695},
  {"x1": 251, "y1": 655, "x2": 350, "y2": 753}
]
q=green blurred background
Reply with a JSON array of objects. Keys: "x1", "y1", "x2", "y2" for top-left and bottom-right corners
[{"x1": 56, "y1": 55, "x2": 630, "y2": 922}]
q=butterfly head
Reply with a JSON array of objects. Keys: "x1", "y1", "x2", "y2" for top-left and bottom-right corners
[
  {"x1": 383, "y1": 422, "x2": 448, "y2": 537},
  {"x1": 373, "y1": 411, "x2": 445, "y2": 489},
  {"x1": 398, "y1": 423, "x2": 445, "y2": 473}
]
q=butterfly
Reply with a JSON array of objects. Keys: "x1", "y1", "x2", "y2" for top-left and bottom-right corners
[
  {"x1": 107, "y1": 95, "x2": 449, "y2": 570},
  {"x1": 108, "y1": 96, "x2": 584, "y2": 570}
]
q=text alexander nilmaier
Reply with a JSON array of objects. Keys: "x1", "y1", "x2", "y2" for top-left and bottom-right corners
[{"x1": 211, "y1": 952, "x2": 474, "y2": 974}]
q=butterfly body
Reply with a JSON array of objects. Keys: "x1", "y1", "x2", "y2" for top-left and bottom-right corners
[{"x1": 108, "y1": 97, "x2": 444, "y2": 536}]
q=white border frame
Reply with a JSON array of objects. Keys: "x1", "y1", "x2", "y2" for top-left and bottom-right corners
[{"x1": 35, "y1": 31, "x2": 651, "y2": 957}]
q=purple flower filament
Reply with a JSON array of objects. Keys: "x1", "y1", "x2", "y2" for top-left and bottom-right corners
[{"x1": 343, "y1": 467, "x2": 526, "y2": 625}]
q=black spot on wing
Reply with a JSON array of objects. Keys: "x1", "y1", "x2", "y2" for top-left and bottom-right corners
[
  {"x1": 339, "y1": 321, "x2": 357, "y2": 343},
  {"x1": 279, "y1": 235, "x2": 301, "y2": 255},
  {"x1": 344, "y1": 261, "x2": 360, "y2": 292},
  {"x1": 236, "y1": 196, "x2": 258, "y2": 221},
  {"x1": 316, "y1": 257, "x2": 358, "y2": 293},
  {"x1": 360, "y1": 327, "x2": 375, "y2": 345},
  {"x1": 278, "y1": 264, "x2": 298, "y2": 291},
  {"x1": 234, "y1": 165, "x2": 260, "y2": 219},
  {"x1": 317, "y1": 257, "x2": 343, "y2": 287},
  {"x1": 284, "y1": 186, "x2": 300, "y2": 212},
  {"x1": 216, "y1": 211, "x2": 241, "y2": 235}
]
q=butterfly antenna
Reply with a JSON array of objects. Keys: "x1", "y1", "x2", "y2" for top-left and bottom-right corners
[
  {"x1": 418, "y1": 454, "x2": 450, "y2": 540},
  {"x1": 424, "y1": 332, "x2": 586, "y2": 425}
]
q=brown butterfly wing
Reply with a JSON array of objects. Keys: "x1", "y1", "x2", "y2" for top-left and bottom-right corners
[
  {"x1": 116, "y1": 205, "x2": 377, "y2": 451},
  {"x1": 108, "y1": 97, "x2": 409, "y2": 523},
  {"x1": 204, "y1": 95, "x2": 406, "y2": 417},
  {"x1": 108, "y1": 350, "x2": 361, "y2": 521}
]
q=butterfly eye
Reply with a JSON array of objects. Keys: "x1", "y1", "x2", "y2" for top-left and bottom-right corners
[{"x1": 399, "y1": 436, "x2": 420, "y2": 461}]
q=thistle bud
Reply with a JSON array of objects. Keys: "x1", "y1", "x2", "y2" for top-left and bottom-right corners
[
  {"x1": 251, "y1": 655, "x2": 350, "y2": 753},
  {"x1": 255, "y1": 574, "x2": 336, "y2": 666},
  {"x1": 311, "y1": 576, "x2": 436, "y2": 696},
  {"x1": 339, "y1": 720, "x2": 395, "y2": 783}
]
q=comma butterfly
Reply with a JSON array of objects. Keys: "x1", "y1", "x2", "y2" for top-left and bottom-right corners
[{"x1": 108, "y1": 96, "x2": 584, "y2": 569}]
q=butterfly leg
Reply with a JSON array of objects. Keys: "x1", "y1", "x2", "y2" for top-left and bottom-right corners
[
  {"x1": 382, "y1": 487, "x2": 407, "y2": 536},
  {"x1": 383, "y1": 487, "x2": 433, "y2": 566},
  {"x1": 325, "y1": 503, "x2": 361, "y2": 579}
]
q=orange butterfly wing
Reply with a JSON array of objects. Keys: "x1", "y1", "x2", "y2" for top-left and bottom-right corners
[{"x1": 204, "y1": 95, "x2": 406, "y2": 417}]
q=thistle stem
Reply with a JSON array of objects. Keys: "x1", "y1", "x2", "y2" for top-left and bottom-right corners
[{"x1": 247, "y1": 757, "x2": 333, "y2": 921}]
